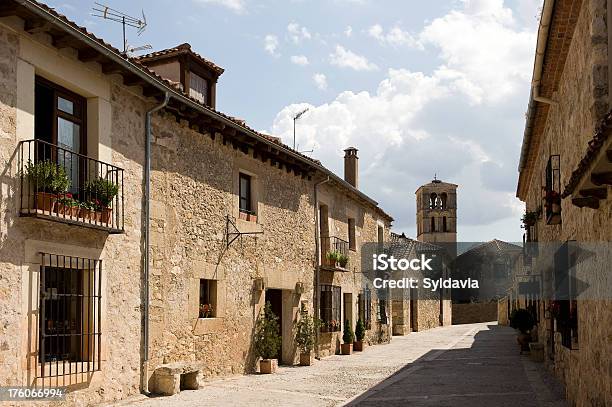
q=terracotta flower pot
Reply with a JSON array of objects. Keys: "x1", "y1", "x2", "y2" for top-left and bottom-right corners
[
  {"x1": 239, "y1": 211, "x2": 249, "y2": 221},
  {"x1": 56, "y1": 203, "x2": 79, "y2": 218},
  {"x1": 260, "y1": 359, "x2": 278, "y2": 374},
  {"x1": 99, "y1": 207, "x2": 112, "y2": 224},
  {"x1": 353, "y1": 341, "x2": 366, "y2": 352},
  {"x1": 79, "y1": 208, "x2": 96, "y2": 222},
  {"x1": 341, "y1": 343, "x2": 353, "y2": 355},
  {"x1": 36, "y1": 192, "x2": 56, "y2": 213},
  {"x1": 299, "y1": 352, "x2": 313, "y2": 366},
  {"x1": 517, "y1": 332, "x2": 531, "y2": 352}
]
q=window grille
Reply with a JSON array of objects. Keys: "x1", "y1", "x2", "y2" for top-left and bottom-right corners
[
  {"x1": 358, "y1": 288, "x2": 372, "y2": 329},
  {"x1": 320, "y1": 285, "x2": 341, "y2": 332},
  {"x1": 38, "y1": 253, "x2": 102, "y2": 384}
]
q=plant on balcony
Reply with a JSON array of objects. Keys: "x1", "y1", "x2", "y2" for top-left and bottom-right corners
[
  {"x1": 254, "y1": 301, "x2": 281, "y2": 374},
  {"x1": 326, "y1": 250, "x2": 340, "y2": 263},
  {"x1": 543, "y1": 189, "x2": 561, "y2": 213},
  {"x1": 295, "y1": 304, "x2": 316, "y2": 366},
  {"x1": 25, "y1": 160, "x2": 70, "y2": 212},
  {"x1": 56, "y1": 193, "x2": 80, "y2": 218},
  {"x1": 85, "y1": 178, "x2": 119, "y2": 224},
  {"x1": 341, "y1": 320, "x2": 354, "y2": 355},
  {"x1": 78, "y1": 200, "x2": 97, "y2": 222},
  {"x1": 354, "y1": 318, "x2": 366, "y2": 351},
  {"x1": 521, "y1": 210, "x2": 538, "y2": 227},
  {"x1": 338, "y1": 253, "x2": 349, "y2": 268}
]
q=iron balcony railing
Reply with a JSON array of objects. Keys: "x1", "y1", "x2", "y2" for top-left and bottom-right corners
[
  {"x1": 19, "y1": 139, "x2": 124, "y2": 233},
  {"x1": 321, "y1": 236, "x2": 349, "y2": 270}
]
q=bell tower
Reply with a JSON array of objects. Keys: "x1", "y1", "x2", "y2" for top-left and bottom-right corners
[{"x1": 416, "y1": 177, "x2": 457, "y2": 243}]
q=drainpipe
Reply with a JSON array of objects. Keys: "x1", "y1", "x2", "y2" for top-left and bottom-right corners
[
  {"x1": 313, "y1": 176, "x2": 330, "y2": 359},
  {"x1": 142, "y1": 92, "x2": 170, "y2": 392}
]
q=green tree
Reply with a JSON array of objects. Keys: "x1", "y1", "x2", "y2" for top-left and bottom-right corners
[
  {"x1": 343, "y1": 319, "x2": 355, "y2": 344},
  {"x1": 355, "y1": 318, "x2": 366, "y2": 342},
  {"x1": 295, "y1": 304, "x2": 315, "y2": 353},
  {"x1": 254, "y1": 301, "x2": 281, "y2": 360}
]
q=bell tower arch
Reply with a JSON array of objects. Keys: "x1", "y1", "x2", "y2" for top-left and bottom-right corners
[{"x1": 416, "y1": 177, "x2": 457, "y2": 243}]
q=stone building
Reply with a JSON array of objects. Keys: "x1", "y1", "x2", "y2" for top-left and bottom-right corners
[
  {"x1": 517, "y1": 0, "x2": 612, "y2": 405},
  {"x1": 0, "y1": 1, "x2": 392, "y2": 404}
]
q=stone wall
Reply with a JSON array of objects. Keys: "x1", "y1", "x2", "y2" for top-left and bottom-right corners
[
  {"x1": 0, "y1": 21, "x2": 146, "y2": 405},
  {"x1": 521, "y1": 1, "x2": 612, "y2": 405},
  {"x1": 452, "y1": 302, "x2": 498, "y2": 325}
]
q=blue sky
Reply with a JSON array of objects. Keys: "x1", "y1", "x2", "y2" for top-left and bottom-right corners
[{"x1": 46, "y1": 0, "x2": 542, "y2": 242}]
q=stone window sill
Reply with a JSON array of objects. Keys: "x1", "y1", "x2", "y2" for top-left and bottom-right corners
[{"x1": 194, "y1": 317, "x2": 223, "y2": 334}]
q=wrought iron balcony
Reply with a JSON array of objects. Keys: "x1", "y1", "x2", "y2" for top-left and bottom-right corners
[
  {"x1": 321, "y1": 236, "x2": 349, "y2": 270},
  {"x1": 18, "y1": 139, "x2": 124, "y2": 233}
]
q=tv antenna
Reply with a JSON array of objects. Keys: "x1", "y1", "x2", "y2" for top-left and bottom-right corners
[{"x1": 92, "y1": 2, "x2": 148, "y2": 54}]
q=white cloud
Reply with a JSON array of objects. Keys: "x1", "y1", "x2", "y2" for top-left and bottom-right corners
[
  {"x1": 418, "y1": 0, "x2": 535, "y2": 103},
  {"x1": 329, "y1": 45, "x2": 378, "y2": 71},
  {"x1": 344, "y1": 26, "x2": 353, "y2": 37},
  {"x1": 287, "y1": 22, "x2": 312, "y2": 44},
  {"x1": 368, "y1": 24, "x2": 421, "y2": 48},
  {"x1": 313, "y1": 73, "x2": 328, "y2": 90},
  {"x1": 264, "y1": 34, "x2": 280, "y2": 57},
  {"x1": 194, "y1": 0, "x2": 246, "y2": 13},
  {"x1": 290, "y1": 55, "x2": 310, "y2": 66}
]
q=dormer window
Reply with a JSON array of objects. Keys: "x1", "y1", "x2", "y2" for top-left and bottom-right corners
[
  {"x1": 136, "y1": 43, "x2": 224, "y2": 109},
  {"x1": 189, "y1": 72, "x2": 209, "y2": 105}
]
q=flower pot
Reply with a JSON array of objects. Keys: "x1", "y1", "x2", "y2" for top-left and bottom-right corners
[
  {"x1": 36, "y1": 192, "x2": 56, "y2": 213},
  {"x1": 99, "y1": 207, "x2": 112, "y2": 224},
  {"x1": 341, "y1": 343, "x2": 352, "y2": 355},
  {"x1": 299, "y1": 352, "x2": 313, "y2": 366},
  {"x1": 79, "y1": 208, "x2": 96, "y2": 222},
  {"x1": 260, "y1": 359, "x2": 278, "y2": 374},
  {"x1": 56, "y1": 203, "x2": 79, "y2": 218},
  {"x1": 239, "y1": 211, "x2": 249, "y2": 221},
  {"x1": 353, "y1": 340, "x2": 366, "y2": 352},
  {"x1": 248, "y1": 214, "x2": 257, "y2": 222},
  {"x1": 517, "y1": 332, "x2": 531, "y2": 352}
]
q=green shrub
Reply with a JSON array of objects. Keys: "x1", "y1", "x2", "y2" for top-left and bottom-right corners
[
  {"x1": 355, "y1": 318, "x2": 366, "y2": 342},
  {"x1": 84, "y1": 178, "x2": 119, "y2": 207},
  {"x1": 342, "y1": 319, "x2": 355, "y2": 344},
  {"x1": 295, "y1": 304, "x2": 315, "y2": 353},
  {"x1": 254, "y1": 302, "x2": 281, "y2": 360},
  {"x1": 511, "y1": 309, "x2": 534, "y2": 334},
  {"x1": 326, "y1": 250, "x2": 340, "y2": 263},
  {"x1": 25, "y1": 160, "x2": 70, "y2": 193},
  {"x1": 338, "y1": 254, "x2": 349, "y2": 268}
]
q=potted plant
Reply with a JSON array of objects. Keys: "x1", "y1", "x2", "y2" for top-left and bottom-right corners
[
  {"x1": 543, "y1": 190, "x2": 561, "y2": 214},
  {"x1": 79, "y1": 200, "x2": 97, "y2": 222},
  {"x1": 55, "y1": 193, "x2": 80, "y2": 218},
  {"x1": 354, "y1": 318, "x2": 366, "y2": 351},
  {"x1": 511, "y1": 309, "x2": 534, "y2": 352},
  {"x1": 325, "y1": 250, "x2": 340, "y2": 267},
  {"x1": 521, "y1": 210, "x2": 538, "y2": 227},
  {"x1": 341, "y1": 319, "x2": 354, "y2": 355},
  {"x1": 84, "y1": 178, "x2": 119, "y2": 224},
  {"x1": 199, "y1": 303, "x2": 213, "y2": 318},
  {"x1": 254, "y1": 301, "x2": 281, "y2": 374},
  {"x1": 295, "y1": 304, "x2": 316, "y2": 366},
  {"x1": 25, "y1": 160, "x2": 70, "y2": 212},
  {"x1": 338, "y1": 253, "x2": 349, "y2": 269}
]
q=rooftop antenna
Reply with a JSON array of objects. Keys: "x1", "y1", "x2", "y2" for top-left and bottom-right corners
[
  {"x1": 92, "y1": 2, "x2": 148, "y2": 54},
  {"x1": 293, "y1": 108, "x2": 309, "y2": 150}
]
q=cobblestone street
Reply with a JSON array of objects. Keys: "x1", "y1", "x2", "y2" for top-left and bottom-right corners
[{"x1": 119, "y1": 323, "x2": 566, "y2": 407}]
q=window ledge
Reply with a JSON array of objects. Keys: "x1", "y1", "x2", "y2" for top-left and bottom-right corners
[
  {"x1": 236, "y1": 218, "x2": 263, "y2": 234},
  {"x1": 194, "y1": 317, "x2": 223, "y2": 334}
]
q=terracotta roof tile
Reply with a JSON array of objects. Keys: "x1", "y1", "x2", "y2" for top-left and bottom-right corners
[{"x1": 135, "y1": 43, "x2": 225, "y2": 76}]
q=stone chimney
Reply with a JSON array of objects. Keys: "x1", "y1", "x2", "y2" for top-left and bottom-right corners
[{"x1": 344, "y1": 147, "x2": 359, "y2": 188}]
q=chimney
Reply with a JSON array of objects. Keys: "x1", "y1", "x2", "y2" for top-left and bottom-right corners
[{"x1": 344, "y1": 147, "x2": 359, "y2": 188}]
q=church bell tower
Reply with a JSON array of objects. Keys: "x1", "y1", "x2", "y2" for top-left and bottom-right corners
[{"x1": 416, "y1": 177, "x2": 457, "y2": 243}]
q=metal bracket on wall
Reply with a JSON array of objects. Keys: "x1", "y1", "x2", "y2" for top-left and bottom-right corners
[{"x1": 226, "y1": 215, "x2": 264, "y2": 248}]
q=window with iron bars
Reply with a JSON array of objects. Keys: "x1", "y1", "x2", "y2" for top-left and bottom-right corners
[
  {"x1": 358, "y1": 288, "x2": 372, "y2": 329},
  {"x1": 320, "y1": 285, "x2": 341, "y2": 332},
  {"x1": 38, "y1": 253, "x2": 102, "y2": 384}
]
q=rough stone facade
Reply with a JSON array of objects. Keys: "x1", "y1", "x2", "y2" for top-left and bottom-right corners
[
  {"x1": 0, "y1": 9, "x2": 393, "y2": 405},
  {"x1": 518, "y1": 1, "x2": 612, "y2": 405}
]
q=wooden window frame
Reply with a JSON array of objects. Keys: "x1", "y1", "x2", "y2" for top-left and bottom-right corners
[
  {"x1": 239, "y1": 173, "x2": 253, "y2": 214},
  {"x1": 35, "y1": 76, "x2": 87, "y2": 155},
  {"x1": 348, "y1": 218, "x2": 356, "y2": 251}
]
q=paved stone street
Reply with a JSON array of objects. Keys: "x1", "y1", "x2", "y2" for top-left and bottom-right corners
[{"x1": 121, "y1": 323, "x2": 566, "y2": 407}]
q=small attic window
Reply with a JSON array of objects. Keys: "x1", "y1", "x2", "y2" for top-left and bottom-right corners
[{"x1": 189, "y1": 72, "x2": 209, "y2": 104}]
